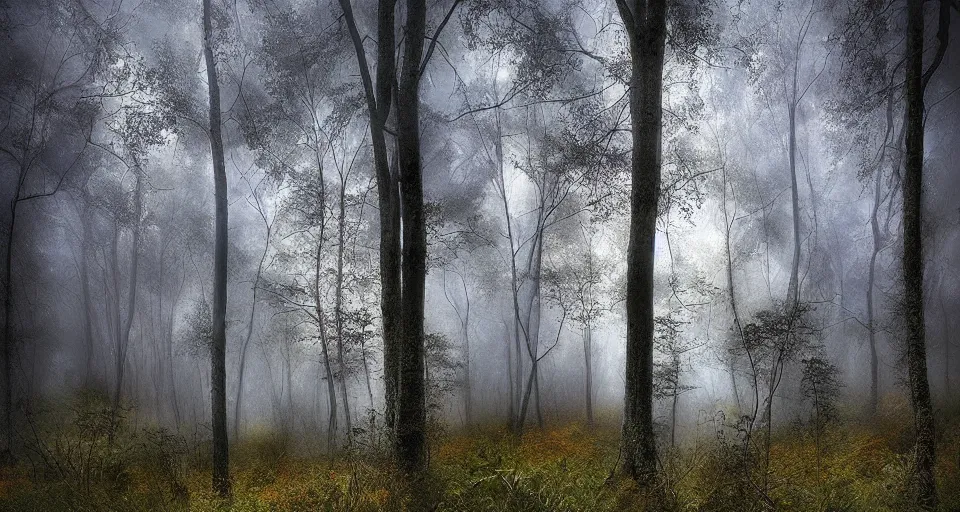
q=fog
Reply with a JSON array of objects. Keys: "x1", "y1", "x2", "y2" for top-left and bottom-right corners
[{"x1": 0, "y1": 0, "x2": 959, "y2": 506}]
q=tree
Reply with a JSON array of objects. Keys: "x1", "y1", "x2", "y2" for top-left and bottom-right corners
[
  {"x1": 201, "y1": 0, "x2": 230, "y2": 497},
  {"x1": 442, "y1": 268, "x2": 473, "y2": 426},
  {"x1": 0, "y1": 0, "x2": 112, "y2": 461},
  {"x1": 233, "y1": 168, "x2": 275, "y2": 439},
  {"x1": 543, "y1": 225, "x2": 610, "y2": 426},
  {"x1": 339, "y1": 0, "x2": 460, "y2": 470},
  {"x1": 652, "y1": 314, "x2": 698, "y2": 449},
  {"x1": 901, "y1": 0, "x2": 948, "y2": 506},
  {"x1": 615, "y1": 0, "x2": 667, "y2": 484}
]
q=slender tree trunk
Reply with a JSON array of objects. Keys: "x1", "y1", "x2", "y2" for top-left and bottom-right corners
[
  {"x1": 444, "y1": 271, "x2": 472, "y2": 427},
  {"x1": 941, "y1": 291, "x2": 951, "y2": 398},
  {"x1": 202, "y1": 0, "x2": 230, "y2": 496},
  {"x1": 112, "y1": 174, "x2": 142, "y2": 417},
  {"x1": 517, "y1": 229, "x2": 545, "y2": 431},
  {"x1": 583, "y1": 324, "x2": 593, "y2": 426},
  {"x1": 338, "y1": 0, "x2": 402, "y2": 433},
  {"x1": 463, "y1": 301, "x2": 471, "y2": 428},
  {"x1": 670, "y1": 380, "x2": 678, "y2": 449},
  {"x1": 505, "y1": 323, "x2": 515, "y2": 424},
  {"x1": 903, "y1": 4, "x2": 937, "y2": 507},
  {"x1": 785, "y1": 65, "x2": 802, "y2": 309},
  {"x1": 866, "y1": 175, "x2": 882, "y2": 416},
  {"x1": 721, "y1": 165, "x2": 744, "y2": 416},
  {"x1": 335, "y1": 184, "x2": 353, "y2": 443},
  {"x1": 617, "y1": 0, "x2": 666, "y2": 485},
  {"x1": 1, "y1": 196, "x2": 18, "y2": 463},
  {"x1": 395, "y1": 0, "x2": 428, "y2": 470},
  {"x1": 234, "y1": 226, "x2": 269, "y2": 439},
  {"x1": 315, "y1": 243, "x2": 339, "y2": 452},
  {"x1": 493, "y1": 119, "x2": 523, "y2": 430},
  {"x1": 166, "y1": 269, "x2": 184, "y2": 429},
  {"x1": 361, "y1": 339, "x2": 375, "y2": 410},
  {"x1": 80, "y1": 204, "x2": 96, "y2": 388}
]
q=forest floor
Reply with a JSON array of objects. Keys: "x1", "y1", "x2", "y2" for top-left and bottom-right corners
[{"x1": 1, "y1": 396, "x2": 959, "y2": 511}]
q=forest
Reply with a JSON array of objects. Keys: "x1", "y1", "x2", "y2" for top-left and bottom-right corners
[{"x1": 0, "y1": 0, "x2": 958, "y2": 510}]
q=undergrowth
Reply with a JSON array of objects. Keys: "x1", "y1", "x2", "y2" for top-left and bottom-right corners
[{"x1": 1, "y1": 394, "x2": 958, "y2": 511}]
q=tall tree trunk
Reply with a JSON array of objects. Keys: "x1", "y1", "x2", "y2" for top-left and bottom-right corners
[
  {"x1": 234, "y1": 223, "x2": 269, "y2": 439},
  {"x1": 505, "y1": 323, "x2": 515, "y2": 424},
  {"x1": 166, "y1": 266, "x2": 185, "y2": 429},
  {"x1": 444, "y1": 270, "x2": 472, "y2": 427},
  {"x1": 865, "y1": 85, "x2": 900, "y2": 417},
  {"x1": 395, "y1": 0, "x2": 428, "y2": 470},
  {"x1": 903, "y1": 1, "x2": 937, "y2": 506},
  {"x1": 339, "y1": 0, "x2": 402, "y2": 433},
  {"x1": 785, "y1": 58, "x2": 802, "y2": 309},
  {"x1": 203, "y1": 0, "x2": 230, "y2": 496},
  {"x1": 462, "y1": 287, "x2": 471, "y2": 427},
  {"x1": 1, "y1": 193, "x2": 19, "y2": 463},
  {"x1": 670, "y1": 366, "x2": 679, "y2": 449},
  {"x1": 517, "y1": 228, "x2": 545, "y2": 432},
  {"x1": 335, "y1": 184, "x2": 353, "y2": 443},
  {"x1": 866, "y1": 162, "x2": 883, "y2": 416},
  {"x1": 80, "y1": 203, "x2": 96, "y2": 388},
  {"x1": 315, "y1": 242, "x2": 338, "y2": 451},
  {"x1": 494, "y1": 123, "x2": 523, "y2": 430},
  {"x1": 112, "y1": 174, "x2": 142, "y2": 417},
  {"x1": 617, "y1": 0, "x2": 666, "y2": 484},
  {"x1": 583, "y1": 324, "x2": 593, "y2": 426}
]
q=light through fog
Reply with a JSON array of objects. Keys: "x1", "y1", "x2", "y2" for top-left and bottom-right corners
[{"x1": 0, "y1": 0, "x2": 958, "y2": 509}]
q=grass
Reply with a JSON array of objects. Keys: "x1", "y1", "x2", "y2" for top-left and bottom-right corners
[{"x1": 1, "y1": 399, "x2": 958, "y2": 511}]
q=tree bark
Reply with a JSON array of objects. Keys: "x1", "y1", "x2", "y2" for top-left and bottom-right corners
[
  {"x1": 1, "y1": 193, "x2": 18, "y2": 463},
  {"x1": 616, "y1": 0, "x2": 666, "y2": 485},
  {"x1": 338, "y1": 0, "x2": 402, "y2": 433},
  {"x1": 903, "y1": 1, "x2": 937, "y2": 507},
  {"x1": 395, "y1": 0, "x2": 428, "y2": 470},
  {"x1": 202, "y1": 0, "x2": 230, "y2": 497}
]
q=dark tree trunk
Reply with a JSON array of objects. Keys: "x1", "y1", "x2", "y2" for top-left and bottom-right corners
[
  {"x1": 616, "y1": 0, "x2": 666, "y2": 485},
  {"x1": 338, "y1": 0, "x2": 402, "y2": 433},
  {"x1": 395, "y1": 0, "x2": 428, "y2": 471},
  {"x1": 203, "y1": 0, "x2": 230, "y2": 497},
  {"x1": 1, "y1": 195, "x2": 18, "y2": 464},
  {"x1": 340, "y1": 0, "x2": 441, "y2": 470},
  {"x1": 903, "y1": 1, "x2": 937, "y2": 507}
]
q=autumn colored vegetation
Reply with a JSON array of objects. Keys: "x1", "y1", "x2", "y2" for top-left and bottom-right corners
[{"x1": 1, "y1": 393, "x2": 957, "y2": 511}]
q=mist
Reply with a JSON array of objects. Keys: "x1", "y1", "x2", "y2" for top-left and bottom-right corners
[{"x1": 1, "y1": 0, "x2": 959, "y2": 509}]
